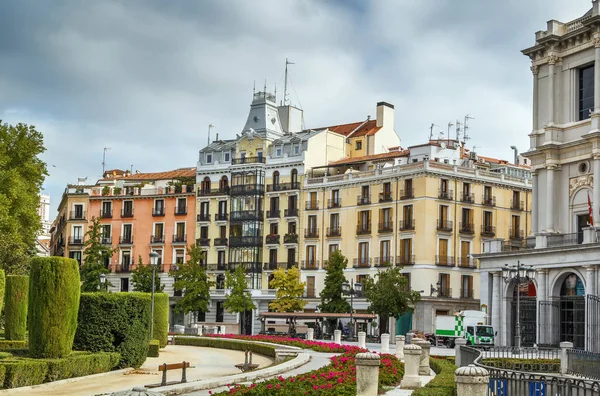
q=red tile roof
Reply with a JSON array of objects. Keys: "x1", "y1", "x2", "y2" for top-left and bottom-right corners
[
  {"x1": 329, "y1": 150, "x2": 409, "y2": 165},
  {"x1": 319, "y1": 120, "x2": 382, "y2": 137},
  {"x1": 100, "y1": 168, "x2": 196, "y2": 181}
]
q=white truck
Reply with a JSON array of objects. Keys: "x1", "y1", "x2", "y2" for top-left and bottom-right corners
[{"x1": 434, "y1": 310, "x2": 496, "y2": 348}]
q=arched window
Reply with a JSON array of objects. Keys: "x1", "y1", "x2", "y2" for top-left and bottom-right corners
[
  {"x1": 291, "y1": 169, "x2": 298, "y2": 186},
  {"x1": 561, "y1": 273, "x2": 585, "y2": 296},
  {"x1": 219, "y1": 176, "x2": 229, "y2": 192},
  {"x1": 273, "y1": 171, "x2": 280, "y2": 188},
  {"x1": 202, "y1": 177, "x2": 211, "y2": 193}
]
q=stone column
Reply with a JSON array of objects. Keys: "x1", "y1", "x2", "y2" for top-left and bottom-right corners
[
  {"x1": 400, "y1": 344, "x2": 422, "y2": 389},
  {"x1": 455, "y1": 338, "x2": 468, "y2": 367},
  {"x1": 395, "y1": 336, "x2": 405, "y2": 360},
  {"x1": 491, "y1": 273, "x2": 501, "y2": 345},
  {"x1": 455, "y1": 365, "x2": 490, "y2": 396},
  {"x1": 307, "y1": 328, "x2": 314, "y2": 341},
  {"x1": 546, "y1": 165, "x2": 556, "y2": 232},
  {"x1": 414, "y1": 340, "x2": 431, "y2": 375},
  {"x1": 334, "y1": 330, "x2": 341, "y2": 345},
  {"x1": 381, "y1": 333, "x2": 390, "y2": 353},
  {"x1": 560, "y1": 341, "x2": 573, "y2": 375},
  {"x1": 548, "y1": 56, "x2": 556, "y2": 125},
  {"x1": 356, "y1": 352, "x2": 380, "y2": 396},
  {"x1": 594, "y1": 155, "x2": 600, "y2": 220},
  {"x1": 531, "y1": 64, "x2": 539, "y2": 131},
  {"x1": 593, "y1": 37, "x2": 600, "y2": 131},
  {"x1": 358, "y1": 331, "x2": 366, "y2": 349},
  {"x1": 219, "y1": 325, "x2": 226, "y2": 335},
  {"x1": 531, "y1": 171, "x2": 538, "y2": 234}
]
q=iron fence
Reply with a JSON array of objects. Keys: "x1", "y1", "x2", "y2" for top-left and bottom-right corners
[
  {"x1": 487, "y1": 370, "x2": 600, "y2": 395},
  {"x1": 588, "y1": 295, "x2": 600, "y2": 353},
  {"x1": 568, "y1": 349, "x2": 600, "y2": 381}
]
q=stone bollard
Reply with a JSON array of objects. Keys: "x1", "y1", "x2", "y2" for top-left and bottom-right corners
[
  {"x1": 455, "y1": 364, "x2": 489, "y2": 396},
  {"x1": 356, "y1": 352, "x2": 380, "y2": 396},
  {"x1": 334, "y1": 329, "x2": 342, "y2": 345},
  {"x1": 414, "y1": 340, "x2": 431, "y2": 375},
  {"x1": 381, "y1": 333, "x2": 390, "y2": 353},
  {"x1": 395, "y1": 335, "x2": 405, "y2": 360},
  {"x1": 358, "y1": 331, "x2": 367, "y2": 349},
  {"x1": 560, "y1": 341, "x2": 573, "y2": 375},
  {"x1": 455, "y1": 338, "x2": 467, "y2": 367},
  {"x1": 307, "y1": 328, "x2": 314, "y2": 341},
  {"x1": 400, "y1": 344, "x2": 422, "y2": 389},
  {"x1": 219, "y1": 325, "x2": 226, "y2": 334}
]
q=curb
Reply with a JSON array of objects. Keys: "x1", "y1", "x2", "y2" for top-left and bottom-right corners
[{"x1": 175, "y1": 336, "x2": 304, "y2": 351}]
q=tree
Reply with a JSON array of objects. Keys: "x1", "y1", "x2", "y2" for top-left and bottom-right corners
[
  {"x1": 224, "y1": 265, "x2": 256, "y2": 314},
  {"x1": 363, "y1": 266, "x2": 421, "y2": 335},
  {"x1": 318, "y1": 250, "x2": 351, "y2": 314},
  {"x1": 131, "y1": 255, "x2": 164, "y2": 293},
  {"x1": 0, "y1": 121, "x2": 48, "y2": 274},
  {"x1": 169, "y1": 245, "x2": 214, "y2": 314},
  {"x1": 269, "y1": 266, "x2": 307, "y2": 312},
  {"x1": 80, "y1": 216, "x2": 114, "y2": 292}
]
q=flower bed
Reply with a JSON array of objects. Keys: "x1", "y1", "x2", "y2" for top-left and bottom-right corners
[{"x1": 204, "y1": 334, "x2": 356, "y2": 353}]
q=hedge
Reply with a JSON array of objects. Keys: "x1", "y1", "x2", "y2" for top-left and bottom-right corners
[
  {"x1": 3, "y1": 360, "x2": 47, "y2": 388},
  {"x1": 411, "y1": 357, "x2": 457, "y2": 396},
  {"x1": 482, "y1": 358, "x2": 560, "y2": 372},
  {"x1": 0, "y1": 341, "x2": 26, "y2": 350},
  {"x1": 174, "y1": 336, "x2": 277, "y2": 358},
  {"x1": 5, "y1": 275, "x2": 28, "y2": 341},
  {"x1": 153, "y1": 293, "x2": 169, "y2": 348},
  {"x1": 73, "y1": 292, "x2": 152, "y2": 368},
  {"x1": 148, "y1": 340, "x2": 160, "y2": 358},
  {"x1": 28, "y1": 257, "x2": 80, "y2": 358},
  {"x1": 0, "y1": 270, "x2": 5, "y2": 314}
]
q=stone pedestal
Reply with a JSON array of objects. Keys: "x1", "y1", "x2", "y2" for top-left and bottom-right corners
[
  {"x1": 219, "y1": 325, "x2": 226, "y2": 335},
  {"x1": 560, "y1": 341, "x2": 573, "y2": 375},
  {"x1": 381, "y1": 333, "x2": 390, "y2": 353},
  {"x1": 334, "y1": 330, "x2": 342, "y2": 345},
  {"x1": 358, "y1": 331, "x2": 366, "y2": 349},
  {"x1": 307, "y1": 328, "x2": 314, "y2": 341},
  {"x1": 356, "y1": 352, "x2": 380, "y2": 396},
  {"x1": 414, "y1": 340, "x2": 431, "y2": 375},
  {"x1": 455, "y1": 365, "x2": 489, "y2": 396},
  {"x1": 395, "y1": 336, "x2": 405, "y2": 360},
  {"x1": 406, "y1": 332, "x2": 415, "y2": 344},
  {"x1": 455, "y1": 338, "x2": 468, "y2": 367},
  {"x1": 400, "y1": 344, "x2": 422, "y2": 389}
]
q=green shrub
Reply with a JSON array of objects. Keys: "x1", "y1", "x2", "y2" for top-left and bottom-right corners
[
  {"x1": 73, "y1": 292, "x2": 152, "y2": 368},
  {"x1": 0, "y1": 341, "x2": 26, "y2": 350},
  {"x1": 174, "y1": 336, "x2": 276, "y2": 358},
  {"x1": 153, "y1": 293, "x2": 169, "y2": 348},
  {"x1": 3, "y1": 360, "x2": 48, "y2": 388},
  {"x1": 411, "y1": 357, "x2": 457, "y2": 396},
  {"x1": 28, "y1": 257, "x2": 80, "y2": 358},
  {"x1": 482, "y1": 357, "x2": 560, "y2": 372},
  {"x1": 0, "y1": 270, "x2": 5, "y2": 314},
  {"x1": 5, "y1": 275, "x2": 29, "y2": 341},
  {"x1": 148, "y1": 340, "x2": 160, "y2": 358}
]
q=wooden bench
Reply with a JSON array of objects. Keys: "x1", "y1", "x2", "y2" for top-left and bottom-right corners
[{"x1": 148, "y1": 361, "x2": 190, "y2": 387}]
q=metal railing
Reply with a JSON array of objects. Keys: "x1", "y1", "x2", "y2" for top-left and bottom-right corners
[
  {"x1": 68, "y1": 236, "x2": 84, "y2": 245},
  {"x1": 119, "y1": 236, "x2": 133, "y2": 244},
  {"x1": 152, "y1": 208, "x2": 165, "y2": 216},
  {"x1": 395, "y1": 255, "x2": 415, "y2": 266},
  {"x1": 460, "y1": 288, "x2": 474, "y2": 298},
  {"x1": 150, "y1": 235, "x2": 164, "y2": 243},
  {"x1": 482, "y1": 195, "x2": 496, "y2": 206},
  {"x1": 265, "y1": 234, "x2": 280, "y2": 244},
  {"x1": 481, "y1": 225, "x2": 496, "y2": 237},
  {"x1": 356, "y1": 224, "x2": 371, "y2": 235},
  {"x1": 400, "y1": 188, "x2": 414, "y2": 200},
  {"x1": 230, "y1": 210, "x2": 264, "y2": 221},
  {"x1": 283, "y1": 233, "x2": 298, "y2": 243},
  {"x1": 378, "y1": 222, "x2": 393, "y2": 233},
  {"x1": 284, "y1": 208, "x2": 298, "y2": 217},
  {"x1": 214, "y1": 238, "x2": 228, "y2": 246},
  {"x1": 197, "y1": 213, "x2": 210, "y2": 222},
  {"x1": 459, "y1": 222, "x2": 474, "y2": 234},
  {"x1": 196, "y1": 238, "x2": 210, "y2": 247},
  {"x1": 511, "y1": 199, "x2": 524, "y2": 211},
  {"x1": 438, "y1": 188, "x2": 452, "y2": 200},
  {"x1": 266, "y1": 209, "x2": 280, "y2": 218},
  {"x1": 121, "y1": 208, "x2": 134, "y2": 218},
  {"x1": 304, "y1": 228, "x2": 319, "y2": 238},
  {"x1": 353, "y1": 258, "x2": 371, "y2": 268},
  {"x1": 435, "y1": 256, "x2": 454, "y2": 267},
  {"x1": 457, "y1": 257, "x2": 475, "y2": 268},
  {"x1": 266, "y1": 182, "x2": 299, "y2": 192},
  {"x1": 229, "y1": 236, "x2": 262, "y2": 247},
  {"x1": 305, "y1": 201, "x2": 319, "y2": 210},
  {"x1": 230, "y1": 184, "x2": 264, "y2": 196},
  {"x1": 461, "y1": 192, "x2": 475, "y2": 203},
  {"x1": 100, "y1": 209, "x2": 112, "y2": 218},
  {"x1": 215, "y1": 213, "x2": 228, "y2": 221},
  {"x1": 568, "y1": 349, "x2": 600, "y2": 380},
  {"x1": 69, "y1": 211, "x2": 86, "y2": 220},
  {"x1": 328, "y1": 198, "x2": 341, "y2": 208},
  {"x1": 437, "y1": 219, "x2": 452, "y2": 231},
  {"x1": 510, "y1": 227, "x2": 524, "y2": 240},
  {"x1": 379, "y1": 192, "x2": 393, "y2": 202},
  {"x1": 357, "y1": 195, "x2": 371, "y2": 205},
  {"x1": 197, "y1": 187, "x2": 230, "y2": 196},
  {"x1": 231, "y1": 156, "x2": 266, "y2": 165},
  {"x1": 172, "y1": 235, "x2": 186, "y2": 243},
  {"x1": 326, "y1": 227, "x2": 341, "y2": 237},
  {"x1": 399, "y1": 219, "x2": 414, "y2": 230},
  {"x1": 547, "y1": 232, "x2": 580, "y2": 248},
  {"x1": 301, "y1": 260, "x2": 319, "y2": 270},
  {"x1": 374, "y1": 257, "x2": 393, "y2": 267}
]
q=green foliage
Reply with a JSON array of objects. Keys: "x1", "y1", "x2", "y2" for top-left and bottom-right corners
[
  {"x1": 169, "y1": 245, "x2": 214, "y2": 314},
  {"x1": 28, "y1": 257, "x2": 80, "y2": 358},
  {"x1": 318, "y1": 250, "x2": 351, "y2": 314},
  {"x1": 132, "y1": 255, "x2": 164, "y2": 293},
  {"x1": 482, "y1": 358, "x2": 560, "y2": 372},
  {"x1": 148, "y1": 340, "x2": 160, "y2": 357},
  {"x1": 80, "y1": 217, "x2": 115, "y2": 292},
  {"x1": 153, "y1": 293, "x2": 169, "y2": 348},
  {"x1": 268, "y1": 266, "x2": 307, "y2": 313},
  {"x1": 0, "y1": 270, "x2": 5, "y2": 313},
  {"x1": 362, "y1": 266, "x2": 420, "y2": 334},
  {"x1": 3, "y1": 360, "x2": 47, "y2": 388},
  {"x1": 73, "y1": 292, "x2": 152, "y2": 368},
  {"x1": 411, "y1": 357, "x2": 457, "y2": 396},
  {"x1": 224, "y1": 265, "x2": 256, "y2": 314},
  {"x1": 174, "y1": 336, "x2": 276, "y2": 358},
  {"x1": 0, "y1": 341, "x2": 27, "y2": 350},
  {"x1": 5, "y1": 275, "x2": 29, "y2": 340},
  {"x1": 0, "y1": 121, "x2": 48, "y2": 274}
]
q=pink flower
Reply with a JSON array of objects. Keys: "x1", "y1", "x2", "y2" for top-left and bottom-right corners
[
  {"x1": 267, "y1": 384, "x2": 273, "y2": 389},
  {"x1": 338, "y1": 378, "x2": 344, "y2": 383},
  {"x1": 313, "y1": 385, "x2": 319, "y2": 390}
]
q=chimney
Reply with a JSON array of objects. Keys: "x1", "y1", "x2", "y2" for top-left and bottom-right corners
[{"x1": 376, "y1": 102, "x2": 394, "y2": 128}]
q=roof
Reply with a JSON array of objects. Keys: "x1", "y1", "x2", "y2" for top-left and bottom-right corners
[
  {"x1": 271, "y1": 130, "x2": 318, "y2": 145},
  {"x1": 100, "y1": 167, "x2": 196, "y2": 182},
  {"x1": 329, "y1": 150, "x2": 409, "y2": 166},
  {"x1": 319, "y1": 119, "x2": 382, "y2": 138},
  {"x1": 199, "y1": 139, "x2": 237, "y2": 153},
  {"x1": 477, "y1": 155, "x2": 508, "y2": 165}
]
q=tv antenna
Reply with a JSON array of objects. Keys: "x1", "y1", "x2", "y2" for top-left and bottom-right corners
[
  {"x1": 438, "y1": 131, "x2": 445, "y2": 140},
  {"x1": 463, "y1": 114, "x2": 474, "y2": 144},
  {"x1": 208, "y1": 124, "x2": 214, "y2": 146},
  {"x1": 429, "y1": 123, "x2": 436, "y2": 140},
  {"x1": 102, "y1": 146, "x2": 111, "y2": 174},
  {"x1": 455, "y1": 120, "x2": 462, "y2": 142},
  {"x1": 283, "y1": 58, "x2": 295, "y2": 106}
]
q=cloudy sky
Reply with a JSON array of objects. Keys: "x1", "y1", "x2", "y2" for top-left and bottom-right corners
[{"x1": 0, "y1": 0, "x2": 592, "y2": 214}]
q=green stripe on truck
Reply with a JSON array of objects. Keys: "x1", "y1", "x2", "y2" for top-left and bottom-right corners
[{"x1": 435, "y1": 329, "x2": 456, "y2": 336}]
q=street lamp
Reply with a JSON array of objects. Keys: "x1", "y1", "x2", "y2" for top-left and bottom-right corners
[
  {"x1": 99, "y1": 273, "x2": 106, "y2": 291},
  {"x1": 149, "y1": 251, "x2": 160, "y2": 339},
  {"x1": 342, "y1": 280, "x2": 362, "y2": 340},
  {"x1": 502, "y1": 261, "x2": 536, "y2": 351}
]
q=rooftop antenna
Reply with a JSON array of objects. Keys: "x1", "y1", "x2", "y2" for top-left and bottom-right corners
[
  {"x1": 447, "y1": 122, "x2": 454, "y2": 140},
  {"x1": 455, "y1": 120, "x2": 462, "y2": 142},
  {"x1": 283, "y1": 58, "x2": 295, "y2": 106},
  {"x1": 102, "y1": 146, "x2": 111, "y2": 174},
  {"x1": 208, "y1": 124, "x2": 214, "y2": 146},
  {"x1": 253, "y1": 81, "x2": 256, "y2": 95},
  {"x1": 438, "y1": 131, "x2": 445, "y2": 140},
  {"x1": 274, "y1": 83, "x2": 277, "y2": 101},
  {"x1": 264, "y1": 79, "x2": 267, "y2": 98},
  {"x1": 429, "y1": 123, "x2": 435, "y2": 140},
  {"x1": 463, "y1": 114, "x2": 474, "y2": 144}
]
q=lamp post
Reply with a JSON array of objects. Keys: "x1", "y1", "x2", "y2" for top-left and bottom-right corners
[
  {"x1": 502, "y1": 261, "x2": 536, "y2": 351},
  {"x1": 342, "y1": 280, "x2": 362, "y2": 341},
  {"x1": 149, "y1": 251, "x2": 160, "y2": 339},
  {"x1": 99, "y1": 273, "x2": 106, "y2": 291}
]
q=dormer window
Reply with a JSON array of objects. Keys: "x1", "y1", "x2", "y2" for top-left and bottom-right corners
[
  {"x1": 356, "y1": 140, "x2": 362, "y2": 150},
  {"x1": 224, "y1": 152, "x2": 230, "y2": 162},
  {"x1": 206, "y1": 153, "x2": 213, "y2": 163},
  {"x1": 276, "y1": 146, "x2": 282, "y2": 157},
  {"x1": 293, "y1": 145, "x2": 300, "y2": 155}
]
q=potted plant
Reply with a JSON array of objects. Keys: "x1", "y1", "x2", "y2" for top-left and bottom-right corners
[
  {"x1": 101, "y1": 186, "x2": 110, "y2": 196},
  {"x1": 113, "y1": 187, "x2": 122, "y2": 195}
]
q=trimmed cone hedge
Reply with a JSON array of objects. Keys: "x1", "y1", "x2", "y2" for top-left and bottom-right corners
[
  {"x1": 73, "y1": 292, "x2": 152, "y2": 368},
  {"x1": 5, "y1": 275, "x2": 29, "y2": 341},
  {"x1": 153, "y1": 293, "x2": 169, "y2": 348},
  {"x1": 148, "y1": 340, "x2": 160, "y2": 357},
  {"x1": 28, "y1": 257, "x2": 80, "y2": 358},
  {"x1": 0, "y1": 270, "x2": 5, "y2": 314}
]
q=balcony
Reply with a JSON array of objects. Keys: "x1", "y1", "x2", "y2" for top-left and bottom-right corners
[
  {"x1": 511, "y1": 200, "x2": 524, "y2": 211},
  {"x1": 266, "y1": 210, "x2": 281, "y2": 219},
  {"x1": 374, "y1": 256, "x2": 393, "y2": 267},
  {"x1": 197, "y1": 187, "x2": 230, "y2": 196},
  {"x1": 265, "y1": 234, "x2": 280, "y2": 244},
  {"x1": 172, "y1": 234, "x2": 187, "y2": 244},
  {"x1": 437, "y1": 288, "x2": 452, "y2": 298},
  {"x1": 395, "y1": 255, "x2": 415, "y2": 266},
  {"x1": 305, "y1": 201, "x2": 319, "y2": 210},
  {"x1": 457, "y1": 257, "x2": 475, "y2": 268},
  {"x1": 264, "y1": 261, "x2": 294, "y2": 271},
  {"x1": 69, "y1": 211, "x2": 86, "y2": 220},
  {"x1": 196, "y1": 238, "x2": 210, "y2": 247},
  {"x1": 378, "y1": 222, "x2": 393, "y2": 233},
  {"x1": 304, "y1": 288, "x2": 316, "y2": 298},
  {"x1": 357, "y1": 195, "x2": 371, "y2": 205},
  {"x1": 438, "y1": 189, "x2": 453, "y2": 200},
  {"x1": 119, "y1": 236, "x2": 133, "y2": 245},
  {"x1": 175, "y1": 206, "x2": 187, "y2": 216},
  {"x1": 399, "y1": 219, "x2": 415, "y2": 231},
  {"x1": 353, "y1": 258, "x2": 371, "y2": 268},
  {"x1": 379, "y1": 192, "x2": 393, "y2": 202},
  {"x1": 328, "y1": 198, "x2": 341, "y2": 208},
  {"x1": 356, "y1": 224, "x2": 371, "y2": 235},
  {"x1": 400, "y1": 189, "x2": 414, "y2": 200},
  {"x1": 100, "y1": 237, "x2": 112, "y2": 245},
  {"x1": 230, "y1": 210, "x2": 264, "y2": 222},
  {"x1": 437, "y1": 220, "x2": 453, "y2": 232},
  {"x1": 150, "y1": 235, "x2": 165, "y2": 244},
  {"x1": 283, "y1": 233, "x2": 298, "y2": 244},
  {"x1": 197, "y1": 213, "x2": 210, "y2": 222},
  {"x1": 284, "y1": 208, "x2": 299, "y2": 218},
  {"x1": 459, "y1": 222, "x2": 475, "y2": 234},
  {"x1": 115, "y1": 264, "x2": 132, "y2": 273},
  {"x1": 229, "y1": 236, "x2": 262, "y2": 247},
  {"x1": 510, "y1": 228, "x2": 524, "y2": 240},
  {"x1": 68, "y1": 236, "x2": 84, "y2": 245},
  {"x1": 100, "y1": 209, "x2": 112, "y2": 218},
  {"x1": 301, "y1": 260, "x2": 319, "y2": 270},
  {"x1": 481, "y1": 225, "x2": 496, "y2": 237},
  {"x1": 304, "y1": 228, "x2": 319, "y2": 239},
  {"x1": 461, "y1": 192, "x2": 475, "y2": 203},
  {"x1": 326, "y1": 227, "x2": 341, "y2": 237},
  {"x1": 152, "y1": 208, "x2": 165, "y2": 216},
  {"x1": 460, "y1": 288, "x2": 474, "y2": 299},
  {"x1": 215, "y1": 213, "x2": 228, "y2": 221},
  {"x1": 232, "y1": 156, "x2": 266, "y2": 165},
  {"x1": 266, "y1": 182, "x2": 300, "y2": 192},
  {"x1": 206, "y1": 263, "x2": 228, "y2": 272},
  {"x1": 214, "y1": 238, "x2": 228, "y2": 247},
  {"x1": 435, "y1": 256, "x2": 455, "y2": 267},
  {"x1": 230, "y1": 184, "x2": 264, "y2": 196},
  {"x1": 482, "y1": 195, "x2": 496, "y2": 206},
  {"x1": 121, "y1": 208, "x2": 134, "y2": 218}
]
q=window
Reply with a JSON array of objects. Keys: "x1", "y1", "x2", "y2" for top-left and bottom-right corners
[
  {"x1": 200, "y1": 226, "x2": 208, "y2": 239},
  {"x1": 401, "y1": 272, "x2": 411, "y2": 291},
  {"x1": 272, "y1": 171, "x2": 280, "y2": 186},
  {"x1": 73, "y1": 204, "x2": 84, "y2": 218},
  {"x1": 69, "y1": 251, "x2": 82, "y2": 266},
  {"x1": 257, "y1": 151, "x2": 263, "y2": 161},
  {"x1": 461, "y1": 275, "x2": 473, "y2": 298},
  {"x1": 403, "y1": 205, "x2": 413, "y2": 223},
  {"x1": 122, "y1": 224, "x2": 132, "y2": 243},
  {"x1": 195, "y1": 311, "x2": 206, "y2": 322},
  {"x1": 206, "y1": 153, "x2": 213, "y2": 163},
  {"x1": 287, "y1": 248, "x2": 296, "y2": 265},
  {"x1": 358, "y1": 242, "x2": 369, "y2": 265},
  {"x1": 200, "y1": 202, "x2": 209, "y2": 217},
  {"x1": 288, "y1": 221, "x2": 297, "y2": 234},
  {"x1": 121, "y1": 251, "x2": 131, "y2": 270},
  {"x1": 438, "y1": 239, "x2": 449, "y2": 263},
  {"x1": 102, "y1": 224, "x2": 111, "y2": 238},
  {"x1": 361, "y1": 185, "x2": 370, "y2": 198},
  {"x1": 220, "y1": 225, "x2": 227, "y2": 239},
  {"x1": 483, "y1": 211, "x2": 493, "y2": 227},
  {"x1": 380, "y1": 208, "x2": 392, "y2": 226},
  {"x1": 307, "y1": 215, "x2": 317, "y2": 231},
  {"x1": 154, "y1": 199, "x2": 164, "y2": 215},
  {"x1": 276, "y1": 146, "x2": 282, "y2": 157},
  {"x1": 579, "y1": 65, "x2": 595, "y2": 121},
  {"x1": 218, "y1": 200, "x2": 227, "y2": 216},
  {"x1": 177, "y1": 197, "x2": 187, "y2": 212},
  {"x1": 306, "y1": 277, "x2": 315, "y2": 297},
  {"x1": 294, "y1": 144, "x2": 300, "y2": 155},
  {"x1": 380, "y1": 240, "x2": 391, "y2": 263},
  {"x1": 175, "y1": 222, "x2": 186, "y2": 238},
  {"x1": 355, "y1": 140, "x2": 362, "y2": 150},
  {"x1": 224, "y1": 152, "x2": 230, "y2": 162},
  {"x1": 269, "y1": 222, "x2": 278, "y2": 235},
  {"x1": 306, "y1": 246, "x2": 316, "y2": 267},
  {"x1": 330, "y1": 213, "x2": 339, "y2": 230},
  {"x1": 175, "y1": 249, "x2": 185, "y2": 264},
  {"x1": 328, "y1": 244, "x2": 339, "y2": 258},
  {"x1": 400, "y1": 239, "x2": 412, "y2": 263},
  {"x1": 216, "y1": 301, "x2": 224, "y2": 322},
  {"x1": 102, "y1": 201, "x2": 112, "y2": 216},
  {"x1": 269, "y1": 249, "x2": 278, "y2": 265},
  {"x1": 153, "y1": 223, "x2": 164, "y2": 241},
  {"x1": 72, "y1": 225, "x2": 83, "y2": 241},
  {"x1": 240, "y1": 151, "x2": 246, "y2": 160},
  {"x1": 439, "y1": 273, "x2": 451, "y2": 296},
  {"x1": 152, "y1": 249, "x2": 163, "y2": 265},
  {"x1": 121, "y1": 278, "x2": 129, "y2": 292},
  {"x1": 356, "y1": 274, "x2": 368, "y2": 284},
  {"x1": 291, "y1": 169, "x2": 298, "y2": 184},
  {"x1": 217, "y1": 251, "x2": 226, "y2": 266}
]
